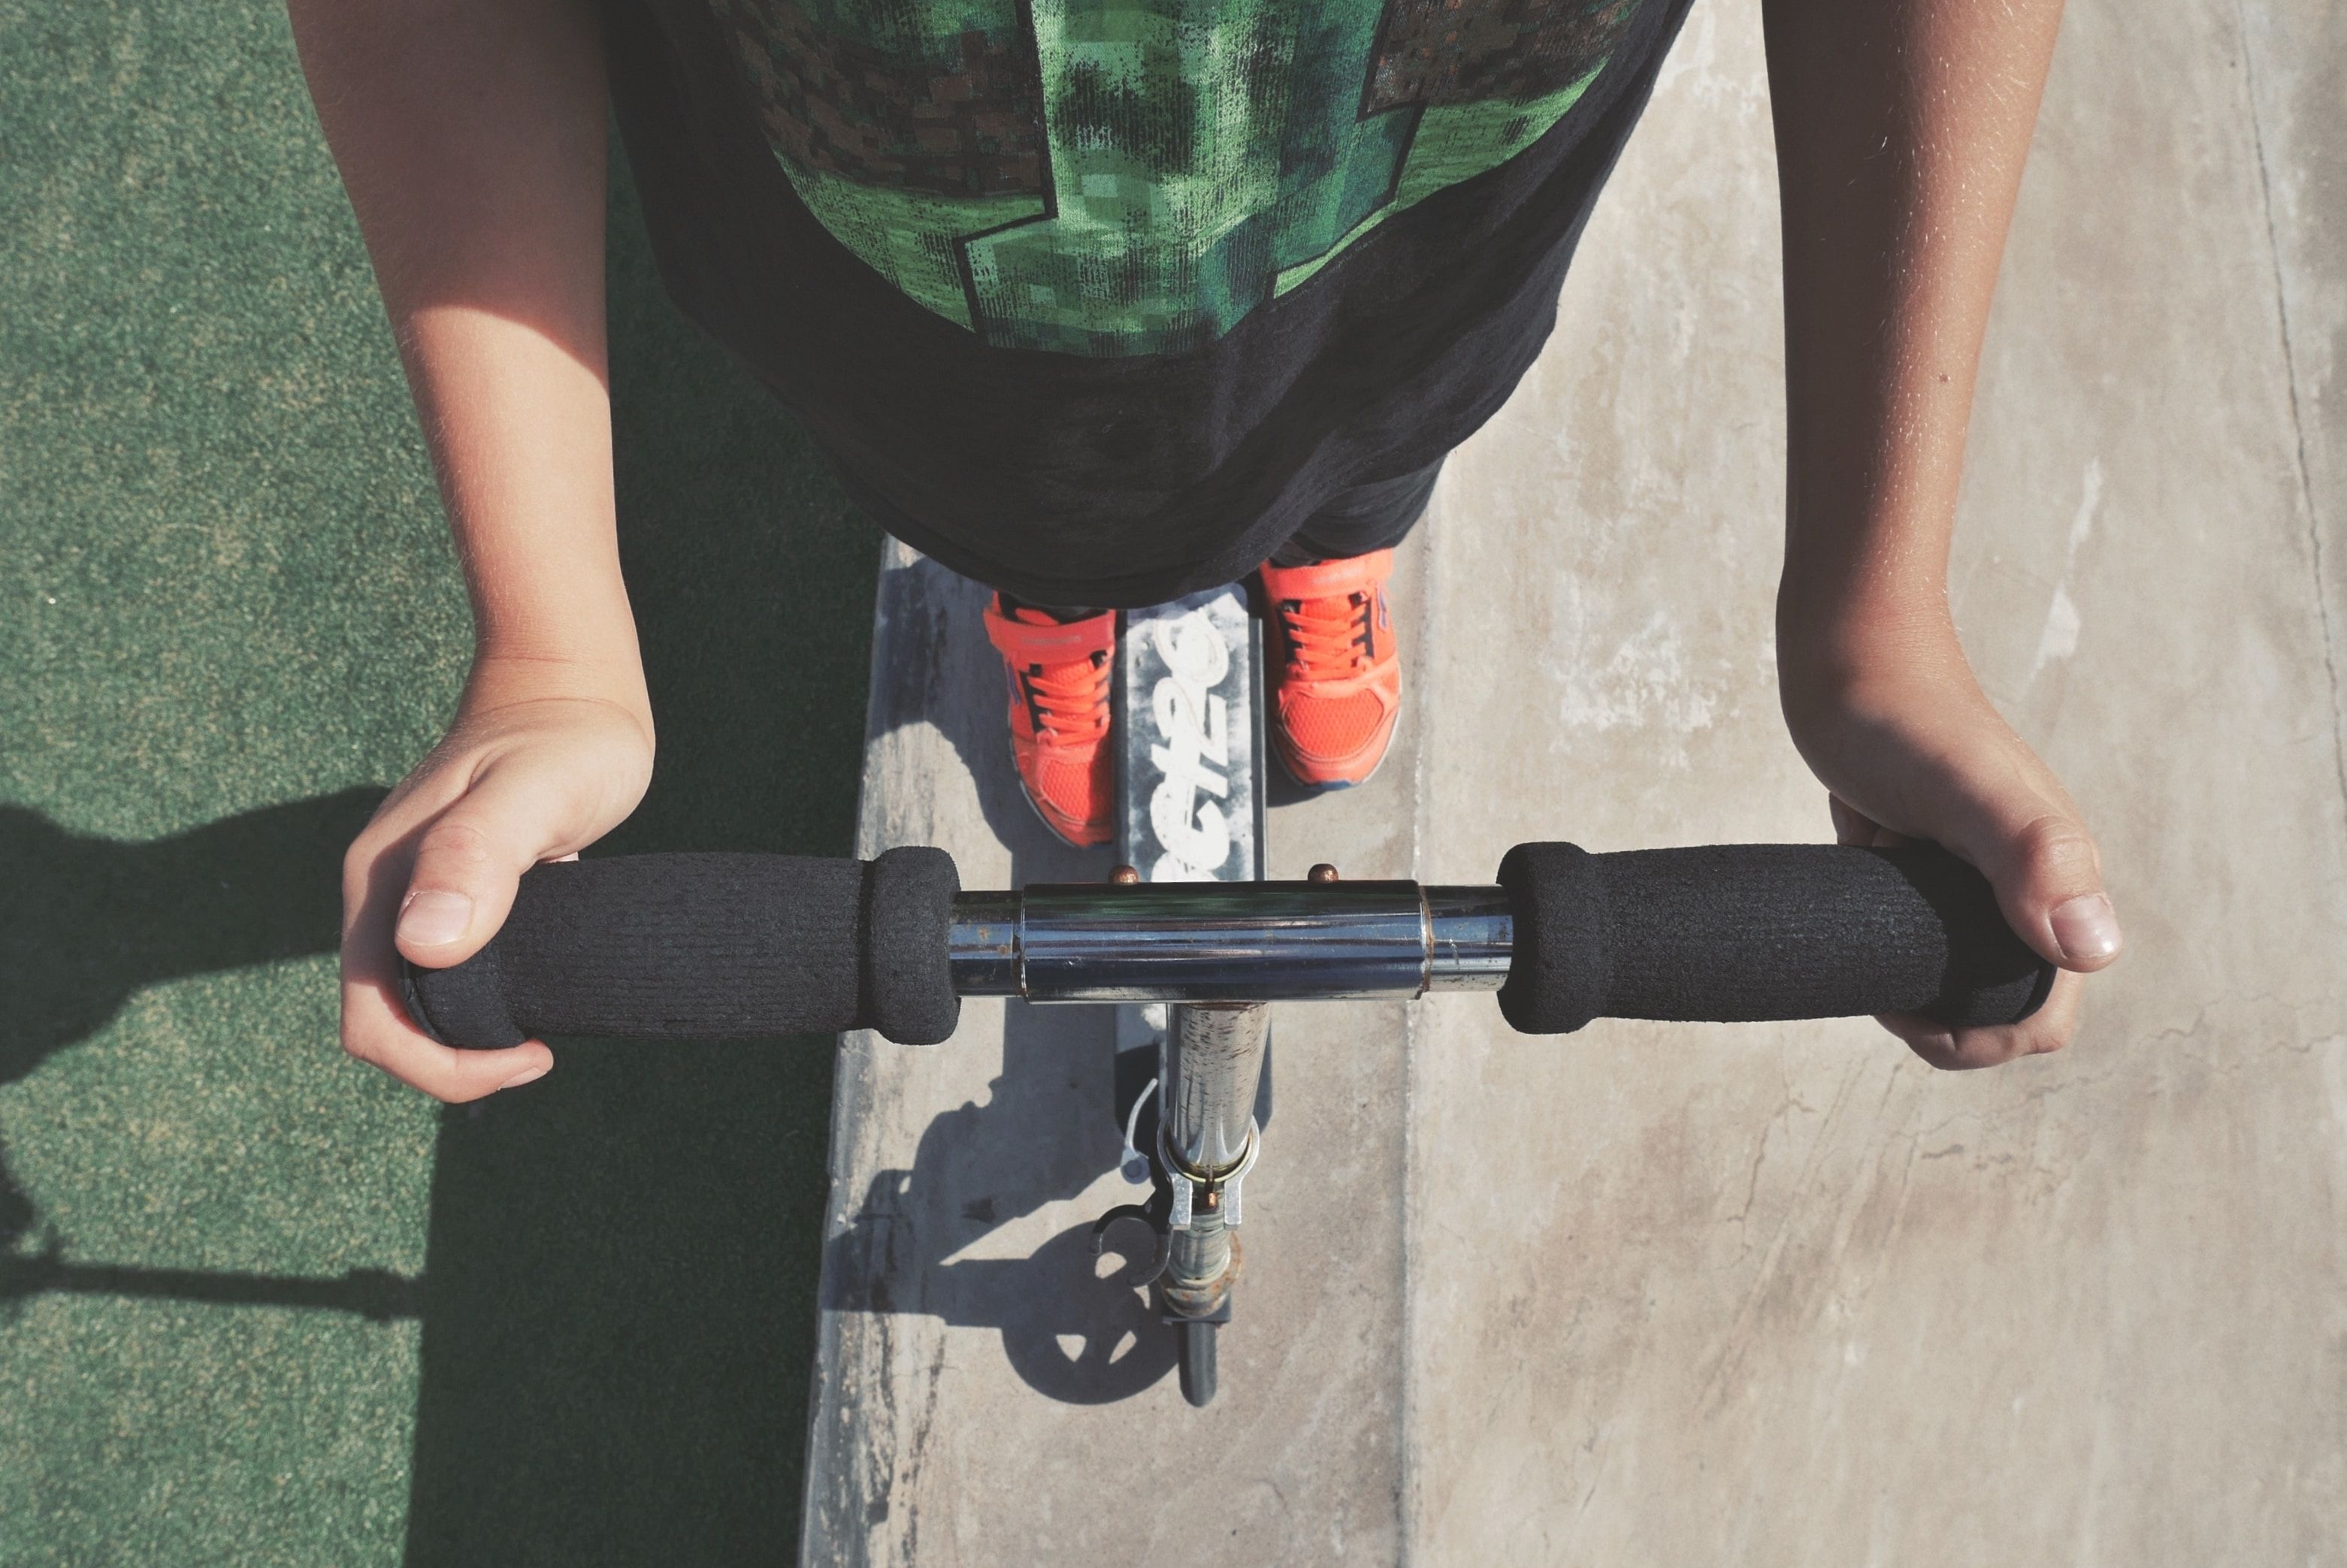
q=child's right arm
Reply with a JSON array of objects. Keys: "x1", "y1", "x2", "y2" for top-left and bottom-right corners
[{"x1": 291, "y1": 0, "x2": 652, "y2": 1100}]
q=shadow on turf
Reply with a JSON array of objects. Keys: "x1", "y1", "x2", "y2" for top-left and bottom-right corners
[
  {"x1": 0, "y1": 146, "x2": 876, "y2": 1563},
  {"x1": 0, "y1": 790, "x2": 386, "y2": 1084},
  {"x1": 0, "y1": 787, "x2": 402, "y2": 1316},
  {"x1": 0, "y1": 131, "x2": 1238, "y2": 1562},
  {"x1": 394, "y1": 156, "x2": 882, "y2": 1567},
  {"x1": 0, "y1": 1236, "x2": 425, "y2": 1322}
]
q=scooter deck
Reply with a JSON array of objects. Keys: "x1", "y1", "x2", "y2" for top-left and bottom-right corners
[
  {"x1": 1115, "y1": 585, "x2": 1269, "y2": 884},
  {"x1": 1112, "y1": 586, "x2": 1274, "y2": 1165}
]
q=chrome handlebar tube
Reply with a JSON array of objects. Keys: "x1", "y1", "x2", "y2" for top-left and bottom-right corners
[{"x1": 944, "y1": 880, "x2": 1515, "y2": 1004}]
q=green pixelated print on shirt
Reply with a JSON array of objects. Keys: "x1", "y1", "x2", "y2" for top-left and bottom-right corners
[{"x1": 711, "y1": 0, "x2": 1643, "y2": 354}]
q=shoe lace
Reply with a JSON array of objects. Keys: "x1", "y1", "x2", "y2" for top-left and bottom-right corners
[
  {"x1": 1278, "y1": 592, "x2": 1374, "y2": 682},
  {"x1": 1023, "y1": 651, "x2": 1111, "y2": 743}
]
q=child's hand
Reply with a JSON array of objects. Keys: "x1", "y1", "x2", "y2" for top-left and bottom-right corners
[
  {"x1": 339, "y1": 660, "x2": 654, "y2": 1101},
  {"x1": 1780, "y1": 636, "x2": 2122, "y2": 1069}
]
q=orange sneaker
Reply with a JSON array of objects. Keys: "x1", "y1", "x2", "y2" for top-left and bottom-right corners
[
  {"x1": 982, "y1": 596, "x2": 1117, "y2": 847},
  {"x1": 1258, "y1": 548, "x2": 1402, "y2": 789}
]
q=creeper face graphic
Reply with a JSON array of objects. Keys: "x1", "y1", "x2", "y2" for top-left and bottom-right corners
[{"x1": 713, "y1": 0, "x2": 1644, "y2": 354}]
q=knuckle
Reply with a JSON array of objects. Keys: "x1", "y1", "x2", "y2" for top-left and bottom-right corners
[
  {"x1": 343, "y1": 1030, "x2": 461, "y2": 1099},
  {"x1": 2013, "y1": 814, "x2": 2100, "y2": 886},
  {"x1": 1937, "y1": 1026, "x2": 2028, "y2": 1069},
  {"x1": 2028, "y1": 1024, "x2": 2075, "y2": 1056},
  {"x1": 413, "y1": 816, "x2": 505, "y2": 879}
]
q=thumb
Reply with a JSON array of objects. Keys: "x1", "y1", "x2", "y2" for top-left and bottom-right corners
[
  {"x1": 1948, "y1": 799, "x2": 2123, "y2": 975},
  {"x1": 392, "y1": 765, "x2": 582, "y2": 969}
]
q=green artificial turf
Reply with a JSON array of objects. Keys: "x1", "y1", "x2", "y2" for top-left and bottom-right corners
[{"x1": 0, "y1": 5, "x2": 879, "y2": 1563}]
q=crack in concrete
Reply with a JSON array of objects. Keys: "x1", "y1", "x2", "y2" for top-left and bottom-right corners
[
  {"x1": 2235, "y1": 0, "x2": 2347, "y2": 838},
  {"x1": 1698, "y1": 1056, "x2": 1875, "y2": 1409}
]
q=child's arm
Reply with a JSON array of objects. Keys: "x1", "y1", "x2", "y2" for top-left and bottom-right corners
[
  {"x1": 1763, "y1": 0, "x2": 2122, "y2": 1068},
  {"x1": 291, "y1": 0, "x2": 653, "y2": 1099}
]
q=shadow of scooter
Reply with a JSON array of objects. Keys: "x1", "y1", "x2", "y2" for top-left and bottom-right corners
[
  {"x1": 0, "y1": 790, "x2": 429, "y2": 1322},
  {"x1": 820, "y1": 997, "x2": 1180, "y2": 1406}
]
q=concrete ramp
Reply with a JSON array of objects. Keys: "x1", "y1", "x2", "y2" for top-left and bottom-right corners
[{"x1": 805, "y1": 0, "x2": 2347, "y2": 1559}]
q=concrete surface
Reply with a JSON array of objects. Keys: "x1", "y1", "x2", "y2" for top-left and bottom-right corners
[{"x1": 806, "y1": 0, "x2": 2347, "y2": 1560}]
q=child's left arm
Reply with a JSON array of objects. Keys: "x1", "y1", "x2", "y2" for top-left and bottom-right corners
[{"x1": 1762, "y1": 0, "x2": 2121, "y2": 1068}]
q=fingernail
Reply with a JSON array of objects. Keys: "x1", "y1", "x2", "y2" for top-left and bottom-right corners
[
  {"x1": 498, "y1": 1064, "x2": 549, "y2": 1092},
  {"x1": 2051, "y1": 893, "x2": 2122, "y2": 963},
  {"x1": 398, "y1": 890, "x2": 473, "y2": 947}
]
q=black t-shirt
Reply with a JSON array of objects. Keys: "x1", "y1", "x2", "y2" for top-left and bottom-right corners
[{"x1": 604, "y1": 0, "x2": 1691, "y2": 606}]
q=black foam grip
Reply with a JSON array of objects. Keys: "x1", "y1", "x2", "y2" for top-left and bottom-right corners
[
  {"x1": 397, "y1": 847, "x2": 960, "y2": 1047},
  {"x1": 1494, "y1": 842, "x2": 2055, "y2": 1034}
]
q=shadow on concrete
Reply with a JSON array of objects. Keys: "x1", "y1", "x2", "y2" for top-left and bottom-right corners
[
  {"x1": 860, "y1": 553, "x2": 1110, "y2": 870},
  {"x1": 819, "y1": 1001, "x2": 1180, "y2": 1407},
  {"x1": 821, "y1": 554, "x2": 1187, "y2": 1404}
]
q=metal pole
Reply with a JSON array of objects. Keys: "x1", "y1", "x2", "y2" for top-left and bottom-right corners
[
  {"x1": 946, "y1": 882, "x2": 1515, "y2": 1001},
  {"x1": 1163, "y1": 1001, "x2": 1268, "y2": 1174}
]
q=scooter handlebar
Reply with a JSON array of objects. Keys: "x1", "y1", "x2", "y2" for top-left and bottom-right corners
[
  {"x1": 395, "y1": 847, "x2": 962, "y2": 1049},
  {"x1": 1493, "y1": 841, "x2": 2054, "y2": 1033},
  {"x1": 396, "y1": 841, "x2": 2051, "y2": 1048}
]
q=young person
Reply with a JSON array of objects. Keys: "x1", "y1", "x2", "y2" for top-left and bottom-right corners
[{"x1": 300, "y1": 0, "x2": 2122, "y2": 1101}]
